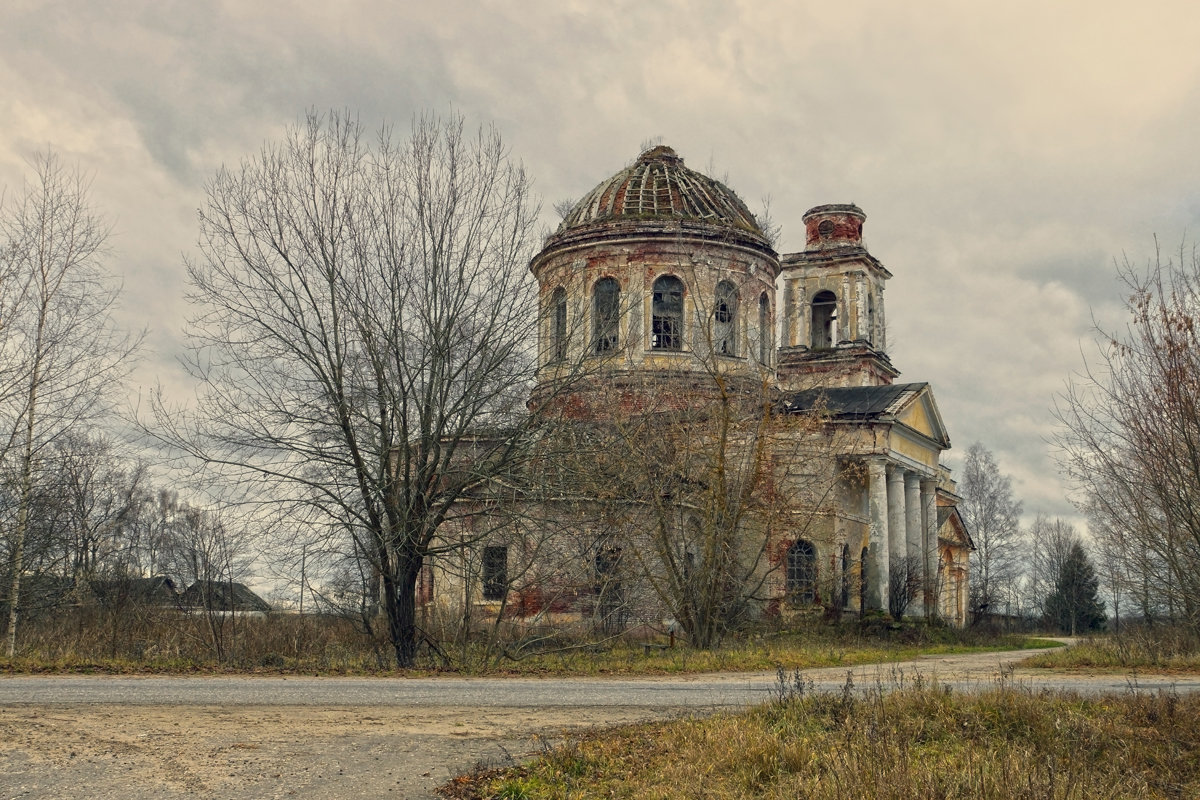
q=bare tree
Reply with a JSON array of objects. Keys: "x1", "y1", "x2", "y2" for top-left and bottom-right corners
[
  {"x1": 1056, "y1": 244, "x2": 1200, "y2": 631},
  {"x1": 958, "y1": 442, "x2": 1024, "y2": 623},
  {"x1": 0, "y1": 154, "x2": 140, "y2": 657},
  {"x1": 153, "y1": 110, "x2": 542, "y2": 667},
  {"x1": 1025, "y1": 514, "x2": 1078, "y2": 621}
]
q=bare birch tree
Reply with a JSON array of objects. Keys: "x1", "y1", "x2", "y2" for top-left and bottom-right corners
[
  {"x1": 154, "y1": 111, "x2": 541, "y2": 667},
  {"x1": 1055, "y1": 244, "x2": 1200, "y2": 631},
  {"x1": 958, "y1": 442, "x2": 1024, "y2": 622},
  {"x1": 0, "y1": 154, "x2": 140, "y2": 657}
]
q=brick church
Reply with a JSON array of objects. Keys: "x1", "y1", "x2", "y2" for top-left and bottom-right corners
[{"x1": 435, "y1": 145, "x2": 971, "y2": 635}]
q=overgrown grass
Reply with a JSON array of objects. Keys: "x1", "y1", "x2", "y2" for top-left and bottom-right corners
[
  {"x1": 458, "y1": 680, "x2": 1200, "y2": 799},
  {"x1": 1, "y1": 608, "x2": 1053, "y2": 676},
  {"x1": 1024, "y1": 626, "x2": 1200, "y2": 673}
]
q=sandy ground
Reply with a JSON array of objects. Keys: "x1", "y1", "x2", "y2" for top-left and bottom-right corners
[{"x1": 0, "y1": 702, "x2": 673, "y2": 800}]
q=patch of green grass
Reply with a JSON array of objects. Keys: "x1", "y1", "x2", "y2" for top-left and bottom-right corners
[{"x1": 457, "y1": 683, "x2": 1200, "y2": 799}]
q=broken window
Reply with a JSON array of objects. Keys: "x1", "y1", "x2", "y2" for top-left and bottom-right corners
[
  {"x1": 551, "y1": 286, "x2": 567, "y2": 362},
  {"x1": 758, "y1": 292, "x2": 771, "y2": 364},
  {"x1": 713, "y1": 280, "x2": 738, "y2": 356},
  {"x1": 651, "y1": 275, "x2": 684, "y2": 350},
  {"x1": 786, "y1": 539, "x2": 817, "y2": 603},
  {"x1": 593, "y1": 277, "x2": 620, "y2": 354},
  {"x1": 811, "y1": 290, "x2": 837, "y2": 349},
  {"x1": 481, "y1": 545, "x2": 508, "y2": 601},
  {"x1": 818, "y1": 219, "x2": 835, "y2": 239}
]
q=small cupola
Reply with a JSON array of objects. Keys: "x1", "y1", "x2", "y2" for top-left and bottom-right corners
[{"x1": 803, "y1": 204, "x2": 865, "y2": 249}]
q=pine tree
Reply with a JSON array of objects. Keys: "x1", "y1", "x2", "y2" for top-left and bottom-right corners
[{"x1": 1044, "y1": 542, "x2": 1106, "y2": 635}]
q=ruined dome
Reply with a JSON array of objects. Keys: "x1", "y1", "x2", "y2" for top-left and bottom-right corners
[{"x1": 547, "y1": 145, "x2": 770, "y2": 253}]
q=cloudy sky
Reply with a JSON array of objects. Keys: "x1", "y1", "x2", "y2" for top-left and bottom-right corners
[{"x1": 3, "y1": 0, "x2": 1198, "y2": 526}]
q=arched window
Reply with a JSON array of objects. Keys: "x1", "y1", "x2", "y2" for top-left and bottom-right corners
[
  {"x1": 786, "y1": 539, "x2": 817, "y2": 603},
  {"x1": 840, "y1": 544, "x2": 851, "y2": 609},
  {"x1": 593, "y1": 278, "x2": 619, "y2": 354},
  {"x1": 713, "y1": 280, "x2": 738, "y2": 356},
  {"x1": 860, "y1": 546, "x2": 870, "y2": 612},
  {"x1": 551, "y1": 286, "x2": 567, "y2": 362},
  {"x1": 811, "y1": 290, "x2": 837, "y2": 349},
  {"x1": 865, "y1": 292, "x2": 875, "y2": 345},
  {"x1": 758, "y1": 292, "x2": 771, "y2": 364},
  {"x1": 651, "y1": 275, "x2": 684, "y2": 350}
]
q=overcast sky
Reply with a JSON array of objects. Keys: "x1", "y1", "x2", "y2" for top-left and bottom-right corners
[{"x1": 3, "y1": 0, "x2": 1198, "y2": 527}]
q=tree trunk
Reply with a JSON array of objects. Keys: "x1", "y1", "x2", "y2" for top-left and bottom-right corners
[{"x1": 385, "y1": 556, "x2": 422, "y2": 668}]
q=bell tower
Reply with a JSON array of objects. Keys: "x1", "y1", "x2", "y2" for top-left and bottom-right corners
[{"x1": 776, "y1": 204, "x2": 898, "y2": 389}]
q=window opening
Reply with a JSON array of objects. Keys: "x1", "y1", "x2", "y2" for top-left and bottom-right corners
[
  {"x1": 713, "y1": 280, "x2": 737, "y2": 356},
  {"x1": 481, "y1": 545, "x2": 508, "y2": 601},
  {"x1": 758, "y1": 292, "x2": 770, "y2": 364},
  {"x1": 551, "y1": 286, "x2": 567, "y2": 362},
  {"x1": 651, "y1": 275, "x2": 684, "y2": 350},
  {"x1": 840, "y1": 544, "x2": 851, "y2": 609},
  {"x1": 811, "y1": 290, "x2": 837, "y2": 349},
  {"x1": 818, "y1": 219, "x2": 835, "y2": 239},
  {"x1": 860, "y1": 546, "x2": 869, "y2": 612},
  {"x1": 786, "y1": 539, "x2": 817, "y2": 603},
  {"x1": 593, "y1": 278, "x2": 619, "y2": 354},
  {"x1": 865, "y1": 292, "x2": 875, "y2": 345}
]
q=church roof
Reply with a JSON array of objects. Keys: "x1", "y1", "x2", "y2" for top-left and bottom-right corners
[
  {"x1": 785, "y1": 382, "x2": 929, "y2": 418},
  {"x1": 786, "y1": 381, "x2": 951, "y2": 449},
  {"x1": 545, "y1": 145, "x2": 771, "y2": 253}
]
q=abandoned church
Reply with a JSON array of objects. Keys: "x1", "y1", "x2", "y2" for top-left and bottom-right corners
[{"x1": 432, "y1": 145, "x2": 972, "y2": 639}]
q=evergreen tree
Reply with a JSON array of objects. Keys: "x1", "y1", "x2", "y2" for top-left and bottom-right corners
[{"x1": 1044, "y1": 541, "x2": 1106, "y2": 635}]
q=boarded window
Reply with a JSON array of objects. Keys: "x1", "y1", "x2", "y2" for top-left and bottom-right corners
[
  {"x1": 786, "y1": 540, "x2": 817, "y2": 603},
  {"x1": 593, "y1": 278, "x2": 620, "y2": 353},
  {"x1": 713, "y1": 280, "x2": 738, "y2": 355},
  {"x1": 811, "y1": 290, "x2": 837, "y2": 349},
  {"x1": 482, "y1": 545, "x2": 508, "y2": 601},
  {"x1": 652, "y1": 275, "x2": 685, "y2": 350},
  {"x1": 551, "y1": 286, "x2": 567, "y2": 361}
]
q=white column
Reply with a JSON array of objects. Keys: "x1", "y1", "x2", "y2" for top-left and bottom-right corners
[
  {"x1": 867, "y1": 458, "x2": 889, "y2": 612},
  {"x1": 797, "y1": 284, "x2": 808, "y2": 348},
  {"x1": 905, "y1": 472, "x2": 923, "y2": 616},
  {"x1": 855, "y1": 273, "x2": 866, "y2": 341},
  {"x1": 886, "y1": 467, "x2": 906, "y2": 570},
  {"x1": 839, "y1": 275, "x2": 851, "y2": 344},
  {"x1": 887, "y1": 467, "x2": 907, "y2": 617},
  {"x1": 921, "y1": 478, "x2": 939, "y2": 618}
]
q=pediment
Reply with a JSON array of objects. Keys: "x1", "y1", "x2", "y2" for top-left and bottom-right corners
[
  {"x1": 937, "y1": 505, "x2": 974, "y2": 550},
  {"x1": 892, "y1": 385, "x2": 951, "y2": 449}
]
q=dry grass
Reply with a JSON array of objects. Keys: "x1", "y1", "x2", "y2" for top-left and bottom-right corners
[
  {"x1": 3, "y1": 608, "x2": 1053, "y2": 676},
  {"x1": 1024, "y1": 627, "x2": 1200, "y2": 674},
  {"x1": 463, "y1": 680, "x2": 1200, "y2": 799}
]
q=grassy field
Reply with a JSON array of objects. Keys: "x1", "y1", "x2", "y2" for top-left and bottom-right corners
[
  {"x1": 1022, "y1": 628, "x2": 1200, "y2": 674},
  {"x1": 457, "y1": 680, "x2": 1200, "y2": 799}
]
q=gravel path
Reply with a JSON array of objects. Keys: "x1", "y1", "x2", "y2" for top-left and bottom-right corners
[{"x1": 3, "y1": 648, "x2": 1197, "y2": 800}]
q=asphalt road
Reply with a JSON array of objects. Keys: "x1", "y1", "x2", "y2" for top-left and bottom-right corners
[{"x1": 3, "y1": 648, "x2": 1198, "y2": 800}]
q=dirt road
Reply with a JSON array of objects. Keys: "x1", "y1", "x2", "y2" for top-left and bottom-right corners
[{"x1": 3, "y1": 648, "x2": 1197, "y2": 800}]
